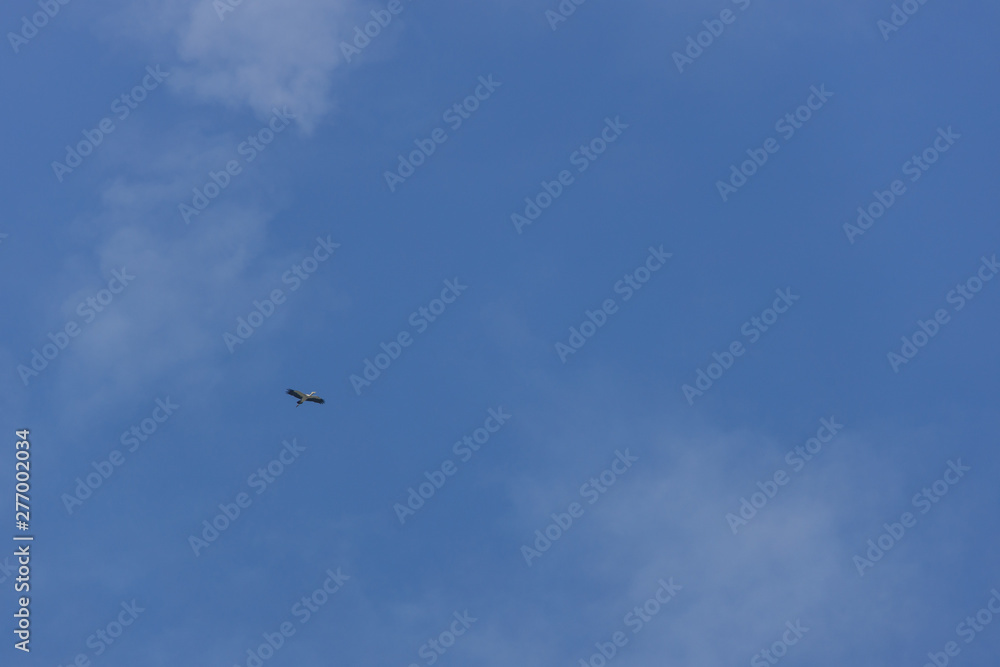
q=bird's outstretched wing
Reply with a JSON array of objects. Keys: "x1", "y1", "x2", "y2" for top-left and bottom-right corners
[
  {"x1": 286, "y1": 389, "x2": 305, "y2": 400},
  {"x1": 305, "y1": 396, "x2": 325, "y2": 404}
]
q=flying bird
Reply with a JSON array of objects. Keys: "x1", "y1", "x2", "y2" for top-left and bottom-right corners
[{"x1": 286, "y1": 389, "x2": 325, "y2": 406}]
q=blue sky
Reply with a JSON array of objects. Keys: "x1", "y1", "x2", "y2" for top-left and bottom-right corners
[{"x1": 2, "y1": 0, "x2": 999, "y2": 665}]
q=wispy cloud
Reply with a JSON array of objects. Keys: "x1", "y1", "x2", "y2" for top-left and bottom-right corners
[{"x1": 99, "y1": 0, "x2": 362, "y2": 130}]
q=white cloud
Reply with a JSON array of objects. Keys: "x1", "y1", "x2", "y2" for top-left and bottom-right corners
[{"x1": 99, "y1": 0, "x2": 365, "y2": 130}]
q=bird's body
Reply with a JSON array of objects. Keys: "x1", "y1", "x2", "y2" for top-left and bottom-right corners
[{"x1": 286, "y1": 389, "x2": 325, "y2": 406}]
